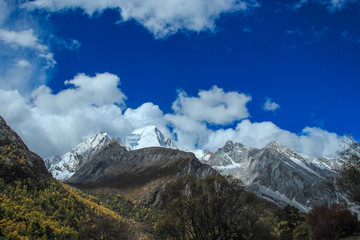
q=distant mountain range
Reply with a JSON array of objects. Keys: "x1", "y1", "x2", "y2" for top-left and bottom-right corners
[
  {"x1": 205, "y1": 140, "x2": 343, "y2": 212},
  {"x1": 44, "y1": 125, "x2": 352, "y2": 213}
]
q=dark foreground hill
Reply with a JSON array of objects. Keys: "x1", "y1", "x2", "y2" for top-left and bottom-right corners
[{"x1": 0, "y1": 116, "x2": 139, "y2": 239}]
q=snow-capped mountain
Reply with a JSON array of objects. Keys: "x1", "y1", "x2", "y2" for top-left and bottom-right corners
[
  {"x1": 45, "y1": 132, "x2": 112, "y2": 181},
  {"x1": 189, "y1": 149, "x2": 212, "y2": 162},
  {"x1": 124, "y1": 126, "x2": 177, "y2": 150},
  {"x1": 45, "y1": 125, "x2": 350, "y2": 214},
  {"x1": 45, "y1": 126, "x2": 177, "y2": 181},
  {"x1": 205, "y1": 140, "x2": 344, "y2": 212},
  {"x1": 264, "y1": 141, "x2": 341, "y2": 170},
  {"x1": 67, "y1": 140, "x2": 218, "y2": 189}
]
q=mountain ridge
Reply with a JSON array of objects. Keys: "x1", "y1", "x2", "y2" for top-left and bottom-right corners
[
  {"x1": 205, "y1": 140, "x2": 344, "y2": 212},
  {"x1": 43, "y1": 125, "x2": 350, "y2": 213},
  {"x1": 66, "y1": 140, "x2": 218, "y2": 193}
]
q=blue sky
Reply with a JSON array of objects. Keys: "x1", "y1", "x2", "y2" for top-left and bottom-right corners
[{"x1": 0, "y1": 0, "x2": 359, "y2": 157}]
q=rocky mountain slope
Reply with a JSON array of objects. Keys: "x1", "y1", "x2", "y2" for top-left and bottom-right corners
[
  {"x1": 67, "y1": 139, "x2": 218, "y2": 193},
  {"x1": 203, "y1": 140, "x2": 343, "y2": 212},
  {"x1": 45, "y1": 132, "x2": 113, "y2": 181},
  {"x1": 0, "y1": 116, "x2": 51, "y2": 183},
  {"x1": 46, "y1": 126, "x2": 177, "y2": 181}
]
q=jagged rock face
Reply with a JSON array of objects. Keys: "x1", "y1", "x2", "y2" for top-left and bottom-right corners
[
  {"x1": 0, "y1": 116, "x2": 50, "y2": 183},
  {"x1": 45, "y1": 132, "x2": 113, "y2": 181},
  {"x1": 207, "y1": 140, "x2": 342, "y2": 212},
  {"x1": 0, "y1": 116, "x2": 28, "y2": 151},
  {"x1": 67, "y1": 140, "x2": 217, "y2": 190}
]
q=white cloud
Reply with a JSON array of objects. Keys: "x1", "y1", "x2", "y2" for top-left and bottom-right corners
[
  {"x1": 170, "y1": 86, "x2": 251, "y2": 125},
  {"x1": 263, "y1": 98, "x2": 280, "y2": 112},
  {"x1": 16, "y1": 60, "x2": 31, "y2": 68},
  {"x1": 31, "y1": 72, "x2": 127, "y2": 114},
  {"x1": 0, "y1": 1, "x2": 56, "y2": 93},
  {"x1": 26, "y1": 0, "x2": 259, "y2": 38},
  {"x1": 0, "y1": 74, "x2": 342, "y2": 158},
  {"x1": 166, "y1": 114, "x2": 211, "y2": 150},
  {"x1": 0, "y1": 28, "x2": 55, "y2": 69},
  {"x1": 123, "y1": 102, "x2": 171, "y2": 138},
  {"x1": 0, "y1": 73, "x2": 169, "y2": 157},
  {"x1": 0, "y1": 29, "x2": 47, "y2": 50},
  {"x1": 204, "y1": 120, "x2": 340, "y2": 157},
  {"x1": 0, "y1": 58, "x2": 43, "y2": 92},
  {"x1": 0, "y1": 28, "x2": 55, "y2": 68}
]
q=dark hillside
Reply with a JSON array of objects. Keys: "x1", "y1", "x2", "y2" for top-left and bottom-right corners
[{"x1": 0, "y1": 115, "x2": 139, "y2": 239}]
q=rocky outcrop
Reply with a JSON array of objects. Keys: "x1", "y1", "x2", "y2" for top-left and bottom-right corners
[
  {"x1": 0, "y1": 115, "x2": 51, "y2": 183},
  {"x1": 67, "y1": 140, "x2": 218, "y2": 190},
  {"x1": 206, "y1": 140, "x2": 343, "y2": 212},
  {"x1": 0, "y1": 116, "x2": 28, "y2": 151}
]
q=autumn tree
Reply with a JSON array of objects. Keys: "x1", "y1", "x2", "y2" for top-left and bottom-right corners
[
  {"x1": 307, "y1": 204, "x2": 358, "y2": 240},
  {"x1": 155, "y1": 175, "x2": 273, "y2": 240}
]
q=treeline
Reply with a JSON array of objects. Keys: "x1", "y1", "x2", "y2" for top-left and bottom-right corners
[
  {"x1": 88, "y1": 174, "x2": 360, "y2": 240},
  {"x1": 153, "y1": 175, "x2": 359, "y2": 240}
]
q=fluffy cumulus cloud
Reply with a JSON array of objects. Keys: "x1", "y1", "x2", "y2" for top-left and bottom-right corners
[
  {"x1": 31, "y1": 73, "x2": 126, "y2": 113},
  {"x1": 263, "y1": 98, "x2": 280, "y2": 112},
  {"x1": 170, "y1": 86, "x2": 251, "y2": 125},
  {"x1": 204, "y1": 120, "x2": 340, "y2": 157},
  {"x1": 165, "y1": 86, "x2": 251, "y2": 150},
  {"x1": 25, "y1": 0, "x2": 259, "y2": 38},
  {"x1": 0, "y1": 73, "x2": 169, "y2": 157},
  {"x1": 0, "y1": 76, "x2": 342, "y2": 158},
  {"x1": 164, "y1": 86, "x2": 340, "y2": 156}
]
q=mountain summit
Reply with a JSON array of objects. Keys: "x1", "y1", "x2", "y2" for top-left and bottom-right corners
[
  {"x1": 46, "y1": 126, "x2": 177, "y2": 181},
  {"x1": 124, "y1": 125, "x2": 177, "y2": 150},
  {"x1": 45, "y1": 132, "x2": 112, "y2": 181}
]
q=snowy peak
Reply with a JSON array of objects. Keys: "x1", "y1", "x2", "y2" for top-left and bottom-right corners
[
  {"x1": 45, "y1": 132, "x2": 112, "y2": 181},
  {"x1": 45, "y1": 126, "x2": 177, "y2": 181},
  {"x1": 70, "y1": 132, "x2": 112, "y2": 159},
  {"x1": 125, "y1": 126, "x2": 177, "y2": 150}
]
